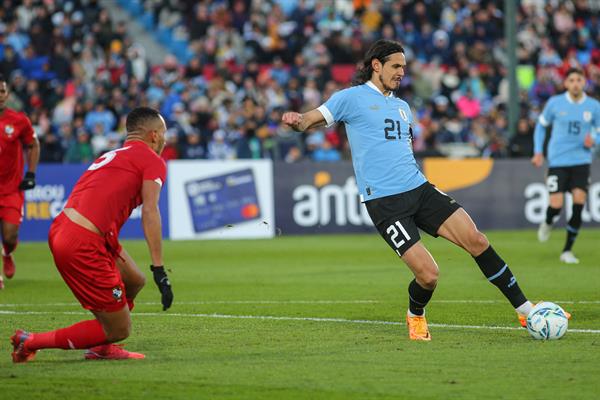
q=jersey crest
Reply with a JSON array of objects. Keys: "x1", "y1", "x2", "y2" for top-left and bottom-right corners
[
  {"x1": 4, "y1": 124, "x2": 14, "y2": 137},
  {"x1": 583, "y1": 111, "x2": 592, "y2": 122}
]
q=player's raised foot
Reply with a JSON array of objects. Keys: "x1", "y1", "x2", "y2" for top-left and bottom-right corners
[
  {"x1": 559, "y1": 251, "x2": 579, "y2": 264},
  {"x1": 517, "y1": 303, "x2": 571, "y2": 327},
  {"x1": 406, "y1": 314, "x2": 431, "y2": 341},
  {"x1": 10, "y1": 330, "x2": 37, "y2": 363},
  {"x1": 84, "y1": 343, "x2": 145, "y2": 360},
  {"x1": 2, "y1": 254, "x2": 15, "y2": 279},
  {"x1": 537, "y1": 222, "x2": 552, "y2": 242}
]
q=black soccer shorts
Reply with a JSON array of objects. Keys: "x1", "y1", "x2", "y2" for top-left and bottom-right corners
[
  {"x1": 365, "y1": 182, "x2": 461, "y2": 256},
  {"x1": 546, "y1": 164, "x2": 591, "y2": 194}
]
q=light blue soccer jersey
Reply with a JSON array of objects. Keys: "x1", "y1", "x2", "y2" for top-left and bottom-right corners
[
  {"x1": 317, "y1": 81, "x2": 426, "y2": 201},
  {"x1": 534, "y1": 93, "x2": 600, "y2": 167}
]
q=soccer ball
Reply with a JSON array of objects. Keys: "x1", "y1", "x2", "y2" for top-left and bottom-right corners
[{"x1": 526, "y1": 302, "x2": 568, "y2": 340}]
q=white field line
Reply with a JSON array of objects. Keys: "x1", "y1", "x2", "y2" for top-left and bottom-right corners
[
  {"x1": 1, "y1": 309, "x2": 599, "y2": 334},
  {"x1": 1, "y1": 299, "x2": 600, "y2": 307}
]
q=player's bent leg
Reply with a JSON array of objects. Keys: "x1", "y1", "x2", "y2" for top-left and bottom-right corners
[
  {"x1": 1, "y1": 221, "x2": 19, "y2": 279},
  {"x1": 561, "y1": 189, "x2": 586, "y2": 263},
  {"x1": 116, "y1": 248, "x2": 146, "y2": 309},
  {"x1": 401, "y1": 243, "x2": 437, "y2": 341},
  {"x1": 539, "y1": 193, "x2": 564, "y2": 242},
  {"x1": 436, "y1": 208, "x2": 489, "y2": 256},
  {"x1": 11, "y1": 317, "x2": 110, "y2": 363},
  {"x1": 436, "y1": 209, "x2": 533, "y2": 324},
  {"x1": 92, "y1": 305, "x2": 132, "y2": 343},
  {"x1": 86, "y1": 305, "x2": 145, "y2": 360}
]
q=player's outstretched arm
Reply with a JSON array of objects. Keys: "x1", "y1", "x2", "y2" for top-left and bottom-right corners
[
  {"x1": 142, "y1": 179, "x2": 173, "y2": 310},
  {"x1": 281, "y1": 109, "x2": 326, "y2": 132}
]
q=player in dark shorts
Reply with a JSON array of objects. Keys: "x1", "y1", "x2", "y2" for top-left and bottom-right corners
[
  {"x1": 283, "y1": 39, "x2": 571, "y2": 340},
  {"x1": 532, "y1": 67, "x2": 600, "y2": 264}
]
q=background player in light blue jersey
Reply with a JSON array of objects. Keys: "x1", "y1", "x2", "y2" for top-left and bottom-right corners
[
  {"x1": 532, "y1": 67, "x2": 600, "y2": 264},
  {"x1": 281, "y1": 39, "x2": 553, "y2": 340}
]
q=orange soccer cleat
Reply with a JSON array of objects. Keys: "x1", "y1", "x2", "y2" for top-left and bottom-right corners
[
  {"x1": 84, "y1": 344, "x2": 145, "y2": 360},
  {"x1": 10, "y1": 330, "x2": 37, "y2": 363},
  {"x1": 406, "y1": 314, "x2": 432, "y2": 341},
  {"x1": 517, "y1": 304, "x2": 572, "y2": 327}
]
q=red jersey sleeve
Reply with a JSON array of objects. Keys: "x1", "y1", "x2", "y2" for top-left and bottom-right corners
[
  {"x1": 18, "y1": 114, "x2": 35, "y2": 145},
  {"x1": 144, "y1": 156, "x2": 167, "y2": 187}
]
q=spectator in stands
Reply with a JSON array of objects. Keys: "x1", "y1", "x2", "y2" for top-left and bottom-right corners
[
  {"x1": 508, "y1": 118, "x2": 534, "y2": 158},
  {"x1": 2, "y1": 0, "x2": 599, "y2": 162}
]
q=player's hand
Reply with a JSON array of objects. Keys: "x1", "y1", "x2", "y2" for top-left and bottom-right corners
[
  {"x1": 584, "y1": 133, "x2": 594, "y2": 149},
  {"x1": 150, "y1": 265, "x2": 173, "y2": 311},
  {"x1": 18, "y1": 172, "x2": 36, "y2": 191},
  {"x1": 531, "y1": 153, "x2": 544, "y2": 168},
  {"x1": 281, "y1": 112, "x2": 303, "y2": 130}
]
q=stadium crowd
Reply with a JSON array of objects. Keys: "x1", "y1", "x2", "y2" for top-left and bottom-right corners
[{"x1": 1, "y1": 0, "x2": 599, "y2": 163}]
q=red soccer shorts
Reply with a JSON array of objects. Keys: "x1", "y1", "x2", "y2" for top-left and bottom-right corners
[
  {"x1": 48, "y1": 213, "x2": 127, "y2": 312},
  {"x1": 0, "y1": 192, "x2": 24, "y2": 225}
]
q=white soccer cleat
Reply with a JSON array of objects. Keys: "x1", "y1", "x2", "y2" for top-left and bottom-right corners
[
  {"x1": 537, "y1": 222, "x2": 552, "y2": 242},
  {"x1": 559, "y1": 251, "x2": 579, "y2": 264}
]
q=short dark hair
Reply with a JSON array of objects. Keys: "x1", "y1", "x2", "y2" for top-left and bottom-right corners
[
  {"x1": 126, "y1": 107, "x2": 162, "y2": 134},
  {"x1": 0, "y1": 73, "x2": 6, "y2": 83},
  {"x1": 352, "y1": 39, "x2": 405, "y2": 86},
  {"x1": 565, "y1": 67, "x2": 585, "y2": 79}
]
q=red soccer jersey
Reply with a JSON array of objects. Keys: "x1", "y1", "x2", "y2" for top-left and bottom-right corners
[
  {"x1": 65, "y1": 140, "x2": 167, "y2": 234},
  {"x1": 0, "y1": 108, "x2": 35, "y2": 195}
]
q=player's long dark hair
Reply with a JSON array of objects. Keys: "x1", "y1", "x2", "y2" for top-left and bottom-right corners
[{"x1": 352, "y1": 40, "x2": 405, "y2": 86}]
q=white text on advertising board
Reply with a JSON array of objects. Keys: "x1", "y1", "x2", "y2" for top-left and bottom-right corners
[
  {"x1": 292, "y1": 177, "x2": 373, "y2": 227},
  {"x1": 524, "y1": 182, "x2": 600, "y2": 223}
]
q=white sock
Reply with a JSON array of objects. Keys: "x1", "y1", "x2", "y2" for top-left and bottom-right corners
[
  {"x1": 516, "y1": 301, "x2": 534, "y2": 316},
  {"x1": 407, "y1": 309, "x2": 425, "y2": 317}
]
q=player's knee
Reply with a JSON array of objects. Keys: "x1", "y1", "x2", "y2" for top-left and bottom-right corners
[
  {"x1": 420, "y1": 271, "x2": 438, "y2": 290},
  {"x1": 2, "y1": 232, "x2": 18, "y2": 245},
  {"x1": 417, "y1": 265, "x2": 439, "y2": 289},
  {"x1": 105, "y1": 319, "x2": 132, "y2": 342},
  {"x1": 466, "y1": 230, "x2": 489, "y2": 256},
  {"x1": 131, "y1": 272, "x2": 146, "y2": 291}
]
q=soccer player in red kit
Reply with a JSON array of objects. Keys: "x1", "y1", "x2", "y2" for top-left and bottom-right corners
[
  {"x1": 0, "y1": 74, "x2": 40, "y2": 290},
  {"x1": 10, "y1": 107, "x2": 174, "y2": 362}
]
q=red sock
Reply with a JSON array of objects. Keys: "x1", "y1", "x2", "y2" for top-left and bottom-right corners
[
  {"x1": 27, "y1": 320, "x2": 108, "y2": 351},
  {"x1": 2, "y1": 241, "x2": 17, "y2": 256}
]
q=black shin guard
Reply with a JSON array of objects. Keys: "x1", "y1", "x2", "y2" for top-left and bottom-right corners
[
  {"x1": 563, "y1": 204, "x2": 583, "y2": 252},
  {"x1": 408, "y1": 279, "x2": 434, "y2": 316},
  {"x1": 473, "y1": 246, "x2": 527, "y2": 309},
  {"x1": 545, "y1": 207, "x2": 561, "y2": 225}
]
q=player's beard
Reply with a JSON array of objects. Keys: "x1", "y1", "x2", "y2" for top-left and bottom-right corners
[{"x1": 379, "y1": 75, "x2": 401, "y2": 94}]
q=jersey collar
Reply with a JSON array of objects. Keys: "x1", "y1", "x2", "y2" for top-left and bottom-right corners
[
  {"x1": 366, "y1": 81, "x2": 394, "y2": 97},
  {"x1": 565, "y1": 92, "x2": 587, "y2": 104}
]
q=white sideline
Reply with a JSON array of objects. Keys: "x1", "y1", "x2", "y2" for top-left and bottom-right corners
[
  {"x1": 1, "y1": 310, "x2": 599, "y2": 334},
  {"x1": 1, "y1": 299, "x2": 600, "y2": 307}
]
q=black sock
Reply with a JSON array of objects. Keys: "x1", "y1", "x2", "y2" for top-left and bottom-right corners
[
  {"x1": 545, "y1": 207, "x2": 561, "y2": 225},
  {"x1": 473, "y1": 246, "x2": 527, "y2": 308},
  {"x1": 408, "y1": 279, "x2": 434, "y2": 316},
  {"x1": 563, "y1": 204, "x2": 583, "y2": 252}
]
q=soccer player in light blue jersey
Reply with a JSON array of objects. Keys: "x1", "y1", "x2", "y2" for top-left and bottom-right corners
[
  {"x1": 282, "y1": 39, "x2": 554, "y2": 340},
  {"x1": 532, "y1": 67, "x2": 600, "y2": 264}
]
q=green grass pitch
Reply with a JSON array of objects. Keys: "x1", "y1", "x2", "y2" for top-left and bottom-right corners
[{"x1": 1, "y1": 229, "x2": 599, "y2": 399}]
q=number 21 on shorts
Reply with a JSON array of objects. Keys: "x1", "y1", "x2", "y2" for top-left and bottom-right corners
[{"x1": 386, "y1": 220, "x2": 411, "y2": 256}]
